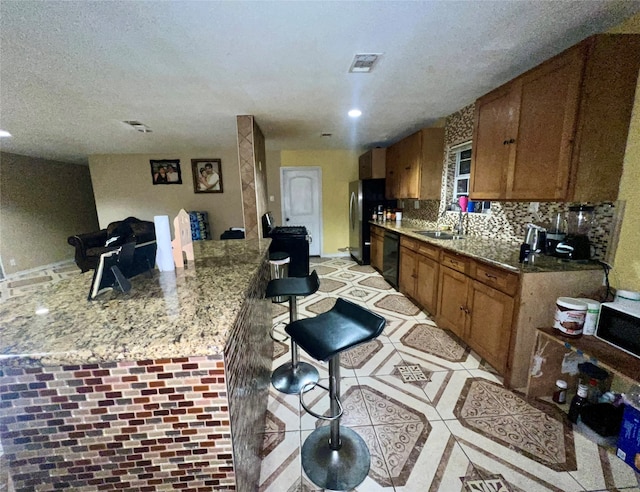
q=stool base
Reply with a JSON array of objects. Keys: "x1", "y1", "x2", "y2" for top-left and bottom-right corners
[
  {"x1": 302, "y1": 426, "x2": 370, "y2": 491},
  {"x1": 271, "y1": 362, "x2": 319, "y2": 395}
]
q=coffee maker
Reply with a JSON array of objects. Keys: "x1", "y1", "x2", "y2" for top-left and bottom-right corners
[{"x1": 554, "y1": 205, "x2": 593, "y2": 260}]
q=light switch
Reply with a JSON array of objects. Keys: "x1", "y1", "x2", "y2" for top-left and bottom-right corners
[
  {"x1": 414, "y1": 200, "x2": 420, "y2": 209},
  {"x1": 269, "y1": 195, "x2": 275, "y2": 202}
]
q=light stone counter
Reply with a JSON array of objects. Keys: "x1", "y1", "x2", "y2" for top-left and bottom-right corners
[
  {"x1": 0, "y1": 238, "x2": 272, "y2": 367},
  {"x1": 373, "y1": 221, "x2": 602, "y2": 274}
]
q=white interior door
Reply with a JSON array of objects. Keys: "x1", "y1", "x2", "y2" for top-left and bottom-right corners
[{"x1": 280, "y1": 167, "x2": 322, "y2": 256}]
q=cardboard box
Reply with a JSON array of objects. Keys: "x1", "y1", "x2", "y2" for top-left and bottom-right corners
[{"x1": 617, "y1": 403, "x2": 640, "y2": 473}]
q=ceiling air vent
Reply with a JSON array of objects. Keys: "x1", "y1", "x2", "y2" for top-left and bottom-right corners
[
  {"x1": 123, "y1": 120, "x2": 152, "y2": 133},
  {"x1": 349, "y1": 53, "x2": 382, "y2": 73}
]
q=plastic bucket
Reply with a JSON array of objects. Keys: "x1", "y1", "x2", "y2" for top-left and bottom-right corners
[{"x1": 554, "y1": 297, "x2": 588, "y2": 337}]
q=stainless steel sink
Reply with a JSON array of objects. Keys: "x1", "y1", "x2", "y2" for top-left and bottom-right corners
[{"x1": 414, "y1": 230, "x2": 466, "y2": 240}]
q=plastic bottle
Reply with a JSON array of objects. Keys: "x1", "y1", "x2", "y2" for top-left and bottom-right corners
[
  {"x1": 553, "y1": 380, "x2": 568, "y2": 404},
  {"x1": 568, "y1": 383, "x2": 589, "y2": 423}
]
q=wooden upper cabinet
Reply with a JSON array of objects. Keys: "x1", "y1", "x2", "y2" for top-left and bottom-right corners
[
  {"x1": 359, "y1": 148, "x2": 386, "y2": 180},
  {"x1": 385, "y1": 127, "x2": 444, "y2": 200},
  {"x1": 420, "y1": 128, "x2": 445, "y2": 199},
  {"x1": 507, "y1": 43, "x2": 585, "y2": 200},
  {"x1": 385, "y1": 142, "x2": 400, "y2": 198},
  {"x1": 470, "y1": 34, "x2": 640, "y2": 202},
  {"x1": 470, "y1": 85, "x2": 516, "y2": 200}
]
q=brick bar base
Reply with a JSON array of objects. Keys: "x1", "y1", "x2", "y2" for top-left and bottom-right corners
[{"x1": 0, "y1": 264, "x2": 272, "y2": 491}]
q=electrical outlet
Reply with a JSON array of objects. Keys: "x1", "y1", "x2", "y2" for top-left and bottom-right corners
[
  {"x1": 269, "y1": 195, "x2": 275, "y2": 202},
  {"x1": 528, "y1": 202, "x2": 539, "y2": 213},
  {"x1": 414, "y1": 200, "x2": 420, "y2": 209},
  {"x1": 9, "y1": 258, "x2": 16, "y2": 266}
]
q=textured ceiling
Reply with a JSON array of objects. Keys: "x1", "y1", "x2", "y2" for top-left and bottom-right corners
[{"x1": 1, "y1": 1, "x2": 639, "y2": 164}]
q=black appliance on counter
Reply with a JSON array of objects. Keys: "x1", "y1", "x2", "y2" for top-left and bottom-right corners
[
  {"x1": 262, "y1": 212, "x2": 310, "y2": 277},
  {"x1": 349, "y1": 179, "x2": 396, "y2": 264}
]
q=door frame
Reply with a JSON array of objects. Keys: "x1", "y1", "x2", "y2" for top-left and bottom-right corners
[{"x1": 279, "y1": 166, "x2": 323, "y2": 256}]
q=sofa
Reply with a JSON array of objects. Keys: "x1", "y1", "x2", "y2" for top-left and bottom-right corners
[{"x1": 68, "y1": 217, "x2": 156, "y2": 272}]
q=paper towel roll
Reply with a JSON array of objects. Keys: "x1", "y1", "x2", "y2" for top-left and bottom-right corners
[{"x1": 154, "y1": 215, "x2": 175, "y2": 272}]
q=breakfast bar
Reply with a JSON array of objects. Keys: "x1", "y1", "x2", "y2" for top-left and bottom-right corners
[{"x1": 0, "y1": 238, "x2": 272, "y2": 491}]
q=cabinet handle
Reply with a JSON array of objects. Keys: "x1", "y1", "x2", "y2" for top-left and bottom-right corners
[
  {"x1": 508, "y1": 138, "x2": 515, "y2": 144},
  {"x1": 450, "y1": 260, "x2": 458, "y2": 265},
  {"x1": 485, "y1": 273, "x2": 498, "y2": 280},
  {"x1": 503, "y1": 140, "x2": 508, "y2": 145},
  {"x1": 405, "y1": 166, "x2": 410, "y2": 170}
]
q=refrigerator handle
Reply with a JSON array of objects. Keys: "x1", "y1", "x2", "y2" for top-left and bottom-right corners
[{"x1": 349, "y1": 191, "x2": 356, "y2": 230}]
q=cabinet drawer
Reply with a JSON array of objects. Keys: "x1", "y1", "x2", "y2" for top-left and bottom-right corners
[
  {"x1": 400, "y1": 236, "x2": 419, "y2": 251},
  {"x1": 440, "y1": 251, "x2": 469, "y2": 275},
  {"x1": 472, "y1": 262, "x2": 519, "y2": 296},
  {"x1": 416, "y1": 241, "x2": 439, "y2": 260}
]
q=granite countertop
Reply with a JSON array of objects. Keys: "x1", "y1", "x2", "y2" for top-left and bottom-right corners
[
  {"x1": 372, "y1": 221, "x2": 603, "y2": 274},
  {"x1": 0, "y1": 239, "x2": 271, "y2": 367}
]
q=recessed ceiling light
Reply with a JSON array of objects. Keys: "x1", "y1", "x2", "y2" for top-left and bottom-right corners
[
  {"x1": 0, "y1": 130, "x2": 12, "y2": 137},
  {"x1": 348, "y1": 109, "x2": 362, "y2": 118}
]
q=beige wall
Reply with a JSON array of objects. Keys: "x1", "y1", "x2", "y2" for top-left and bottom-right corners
[
  {"x1": 608, "y1": 14, "x2": 640, "y2": 291},
  {"x1": 88, "y1": 151, "x2": 243, "y2": 239},
  {"x1": 279, "y1": 150, "x2": 359, "y2": 256},
  {"x1": 0, "y1": 152, "x2": 99, "y2": 275}
]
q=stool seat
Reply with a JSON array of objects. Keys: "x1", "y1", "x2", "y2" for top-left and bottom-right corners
[
  {"x1": 266, "y1": 270, "x2": 319, "y2": 299},
  {"x1": 285, "y1": 298, "x2": 386, "y2": 361},
  {"x1": 269, "y1": 251, "x2": 290, "y2": 266}
]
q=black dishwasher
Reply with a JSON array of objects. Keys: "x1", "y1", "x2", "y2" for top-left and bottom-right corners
[{"x1": 382, "y1": 231, "x2": 399, "y2": 289}]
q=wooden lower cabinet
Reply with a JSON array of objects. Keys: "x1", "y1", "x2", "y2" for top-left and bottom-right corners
[
  {"x1": 436, "y1": 257, "x2": 517, "y2": 374},
  {"x1": 370, "y1": 225, "x2": 384, "y2": 272},
  {"x1": 415, "y1": 254, "x2": 439, "y2": 315},
  {"x1": 399, "y1": 237, "x2": 439, "y2": 315},
  {"x1": 435, "y1": 266, "x2": 468, "y2": 339},
  {"x1": 466, "y1": 280, "x2": 515, "y2": 375}
]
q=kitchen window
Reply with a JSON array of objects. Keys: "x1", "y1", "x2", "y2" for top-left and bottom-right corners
[{"x1": 451, "y1": 142, "x2": 491, "y2": 213}]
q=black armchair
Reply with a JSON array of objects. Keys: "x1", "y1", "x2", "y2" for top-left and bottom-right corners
[{"x1": 68, "y1": 217, "x2": 155, "y2": 272}]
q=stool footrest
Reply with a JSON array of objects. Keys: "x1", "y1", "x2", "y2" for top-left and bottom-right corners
[
  {"x1": 269, "y1": 321, "x2": 289, "y2": 342},
  {"x1": 300, "y1": 381, "x2": 343, "y2": 421}
]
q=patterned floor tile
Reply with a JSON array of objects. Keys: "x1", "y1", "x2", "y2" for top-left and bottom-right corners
[
  {"x1": 373, "y1": 294, "x2": 421, "y2": 317},
  {"x1": 399, "y1": 323, "x2": 470, "y2": 362},
  {"x1": 357, "y1": 276, "x2": 393, "y2": 291},
  {"x1": 343, "y1": 340, "x2": 407, "y2": 377},
  {"x1": 300, "y1": 378, "x2": 369, "y2": 431},
  {"x1": 258, "y1": 431, "x2": 302, "y2": 492}
]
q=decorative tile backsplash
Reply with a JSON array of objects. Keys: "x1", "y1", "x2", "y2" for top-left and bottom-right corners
[{"x1": 402, "y1": 103, "x2": 615, "y2": 259}]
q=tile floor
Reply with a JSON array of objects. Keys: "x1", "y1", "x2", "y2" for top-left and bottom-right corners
[
  {"x1": 1, "y1": 258, "x2": 639, "y2": 491},
  {"x1": 258, "y1": 257, "x2": 640, "y2": 492}
]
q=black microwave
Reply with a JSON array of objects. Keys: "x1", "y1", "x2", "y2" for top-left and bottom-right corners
[{"x1": 595, "y1": 302, "x2": 640, "y2": 359}]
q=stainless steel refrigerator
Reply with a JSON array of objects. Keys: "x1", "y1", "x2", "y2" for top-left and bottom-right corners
[{"x1": 349, "y1": 179, "x2": 394, "y2": 264}]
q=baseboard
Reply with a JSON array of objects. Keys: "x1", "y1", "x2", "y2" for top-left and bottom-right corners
[{"x1": 316, "y1": 253, "x2": 351, "y2": 259}]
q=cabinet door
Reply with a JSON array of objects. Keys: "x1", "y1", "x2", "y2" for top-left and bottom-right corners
[
  {"x1": 420, "y1": 128, "x2": 445, "y2": 200},
  {"x1": 415, "y1": 253, "x2": 439, "y2": 315},
  {"x1": 436, "y1": 266, "x2": 468, "y2": 339},
  {"x1": 359, "y1": 151, "x2": 372, "y2": 180},
  {"x1": 385, "y1": 143, "x2": 400, "y2": 199},
  {"x1": 370, "y1": 228, "x2": 384, "y2": 272},
  {"x1": 470, "y1": 84, "x2": 516, "y2": 200},
  {"x1": 397, "y1": 131, "x2": 422, "y2": 199},
  {"x1": 399, "y1": 246, "x2": 417, "y2": 299},
  {"x1": 466, "y1": 280, "x2": 515, "y2": 374},
  {"x1": 506, "y1": 44, "x2": 585, "y2": 200}
]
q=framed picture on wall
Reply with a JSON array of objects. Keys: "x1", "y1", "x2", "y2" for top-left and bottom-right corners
[
  {"x1": 150, "y1": 159, "x2": 182, "y2": 185},
  {"x1": 192, "y1": 159, "x2": 223, "y2": 193}
]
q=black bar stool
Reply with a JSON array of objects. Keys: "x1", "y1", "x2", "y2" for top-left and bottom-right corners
[
  {"x1": 265, "y1": 270, "x2": 320, "y2": 394},
  {"x1": 285, "y1": 298, "x2": 386, "y2": 491}
]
